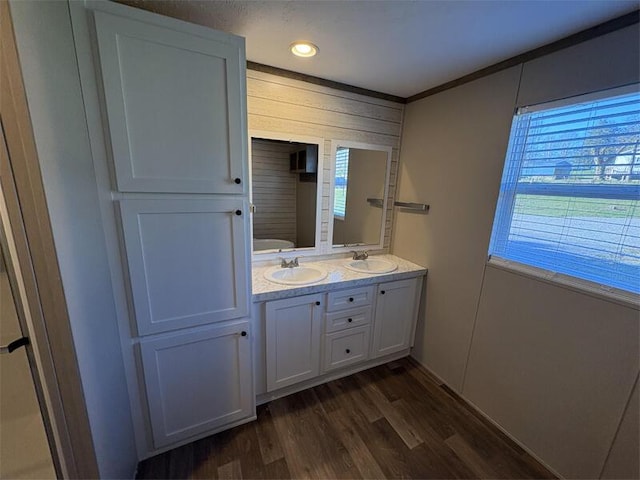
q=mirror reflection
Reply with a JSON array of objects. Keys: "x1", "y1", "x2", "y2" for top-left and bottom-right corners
[
  {"x1": 332, "y1": 146, "x2": 389, "y2": 247},
  {"x1": 251, "y1": 138, "x2": 318, "y2": 252}
]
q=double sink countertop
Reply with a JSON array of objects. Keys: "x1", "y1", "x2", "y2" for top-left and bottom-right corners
[{"x1": 251, "y1": 254, "x2": 427, "y2": 302}]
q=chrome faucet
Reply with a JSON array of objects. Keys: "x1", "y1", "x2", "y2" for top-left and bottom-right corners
[
  {"x1": 280, "y1": 257, "x2": 299, "y2": 268},
  {"x1": 352, "y1": 250, "x2": 369, "y2": 261}
]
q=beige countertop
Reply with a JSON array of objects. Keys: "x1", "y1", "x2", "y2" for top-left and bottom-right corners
[{"x1": 251, "y1": 254, "x2": 427, "y2": 302}]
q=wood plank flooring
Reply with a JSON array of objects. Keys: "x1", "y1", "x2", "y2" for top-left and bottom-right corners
[{"x1": 136, "y1": 358, "x2": 556, "y2": 479}]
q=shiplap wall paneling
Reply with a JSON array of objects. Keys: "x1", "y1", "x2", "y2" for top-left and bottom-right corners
[
  {"x1": 251, "y1": 139, "x2": 297, "y2": 244},
  {"x1": 247, "y1": 69, "x2": 404, "y2": 251}
]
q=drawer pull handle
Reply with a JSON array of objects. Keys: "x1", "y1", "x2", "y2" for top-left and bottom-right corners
[
  {"x1": 380, "y1": 290, "x2": 386, "y2": 295},
  {"x1": 347, "y1": 318, "x2": 353, "y2": 323},
  {"x1": 315, "y1": 301, "x2": 321, "y2": 306},
  {"x1": 235, "y1": 209, "x2": 242, "y2": 216},
  {"x1": 241, "y1": 331, "x2": 247, "y2": 337},
  {"x1": 348, "y1": 297, "x2": 354, "y2": 302},
  {"x1": 234, "y1": 177, "x2": 242, "y2": 184},
  {"x1": 345, "y1": 349, "x2": 351, "y2": 354}
]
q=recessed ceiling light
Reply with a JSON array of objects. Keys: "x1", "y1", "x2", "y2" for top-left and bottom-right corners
[{"x1": 290, "y1": 41, "x2": 318, "y2": 58}]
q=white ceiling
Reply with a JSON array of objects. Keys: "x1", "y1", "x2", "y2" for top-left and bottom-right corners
[{"x1": 120, "y1": 0, "x2": 638, "y2": 98}]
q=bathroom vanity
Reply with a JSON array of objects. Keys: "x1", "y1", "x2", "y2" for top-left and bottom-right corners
[
  {"x1": 251, "y1": 255, "x2": 426, "y2": 402},
  {"x1": 247, "y1": 119, "x2": 426, "y2": 403}
]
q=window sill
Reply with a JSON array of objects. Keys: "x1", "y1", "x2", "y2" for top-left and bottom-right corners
[{"x1": 487, "y1": 256, "x2": 640, "y2": 310}]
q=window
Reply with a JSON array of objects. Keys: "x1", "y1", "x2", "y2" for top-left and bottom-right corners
[
  {"x1": 334, "y1": 147, "x2": 350, "y2": 219},
  {"x1": 489, "y1": 86, "x2": 640, "y2": 297}
]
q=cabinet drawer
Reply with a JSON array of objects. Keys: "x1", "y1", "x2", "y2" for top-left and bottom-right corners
[
  {"x1": 325, "y1": 306, "x2": 371, "y2": 333},
  {"x1": 322, "y1": 326, "x2": 370, "y2": 372},
  {"x1": 326, "y1": 285, "x2": 375, "y2": 312}
]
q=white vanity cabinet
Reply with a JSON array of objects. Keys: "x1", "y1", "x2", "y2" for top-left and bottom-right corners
[
  {"x1": 260, "y1": 273, "x2": 424, "y2": 398},
  {"x1": 70, "y1": 1, "x2": 254, "y2": 457},
  {"x1": 140, "y1": 321, "x2": 253, "y2": 449},
  {"x1": 372, "y1": 278, "x2": 422, "y2": 357},
  {"x1": 265, "y1": 294, "x2": 323, "y2": 391}
]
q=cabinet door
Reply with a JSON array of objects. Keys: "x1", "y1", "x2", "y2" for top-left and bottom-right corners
[
  {"x1": 119, "y1": 198, "x2": 249, "y2": 335},
  {"x1": 140, "y1": 322, "x2": 254, "y2": 449},
  {"x1": 93, "y1": 9, "x2": 247, "y2": 193},
  {"x1": 265, "y1": 294, "x2": 323, "y2": 392},
  {"x1": 372, "y1": 278, "x2": 419, "y2": 357}
]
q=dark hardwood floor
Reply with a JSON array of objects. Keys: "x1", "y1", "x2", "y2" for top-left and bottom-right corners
[{"x1": 136, "y1": 358, "x2": 556, "y2": 479}]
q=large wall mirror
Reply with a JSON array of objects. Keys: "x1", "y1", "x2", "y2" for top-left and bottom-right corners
[
  {"x1": 329, "y1": 141, "x2": 391, "y2": 250},
  {"x1": 250, "y1": 132, "x2": 324, "y2": 255}
]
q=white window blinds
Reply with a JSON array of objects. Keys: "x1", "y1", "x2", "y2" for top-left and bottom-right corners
[
  {"x1": 489, "y1": 86, "x2": 640, "y2": 296},
  {"x1": 334, "y1": 147, "x2": 350, "y2": 219}
]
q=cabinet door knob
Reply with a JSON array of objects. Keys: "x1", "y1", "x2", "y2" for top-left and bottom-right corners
[
  {"x1": 235, "y1": 209, "x2": 242, "y2": 216},
  {"x1": 241, "y1": 331, "x2": 247, "y2": 337},
  {"x1": 345, "y1": 349, "x2": 351, "y2": 354},
  {"x1": 380, "y1": 290, "x2": 385, "y2": 295},
  {"x1": 347, "y1": 318, "x2": 353, "y2": 323},
  {"x1": 348, "y1": 297, "x2": 354, "y2": 302},
  {"x1": 315, "y1": 301, "x2": 321, "y2": 306},
  {"x1": 234, "y1": 177, "x2": 242, "y2": 184}
]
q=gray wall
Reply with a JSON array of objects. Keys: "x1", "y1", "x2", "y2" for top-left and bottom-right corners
[
  {"x1": 393, "y1": 25, "x2": 640, "y2": 479},
  {"x1": 332, "y1": 149, "x2": 387, "y2": 246},
  {"x1": 345, "y1": 149, "x2": 387, "y2": 245},
  {"x1": 9, "y1": 2, "x2": 137, "y2": 478},
  {"x1": 296, "y1": 177, "x2": 317, "y2": 248},
  {"x1": 602, "y1": 377, "x2": 639, "y2": 479}
]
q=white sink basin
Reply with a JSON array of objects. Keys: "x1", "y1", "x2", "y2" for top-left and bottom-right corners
[
  {"x1": 344, "y1": 258, "x2": 398, "y2": 274},
  {"x1": 264, "y1": 264, "x2": 328, "y2": 285}
]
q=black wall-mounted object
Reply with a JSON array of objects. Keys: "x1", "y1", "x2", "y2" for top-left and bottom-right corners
[
  {"x1": 289, "y1": 145, "x2": 318, "y2": 174},
  {"x1": 0, "y1": 336, "x2": 30, "y2": 354}
]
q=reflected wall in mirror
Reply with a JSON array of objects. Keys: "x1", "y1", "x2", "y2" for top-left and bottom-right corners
[
  {"x1": 331, "y1": 142, "x2": 391, "y2": 248},
  {"x1": 251, "y1": 137, "x2": 320, "y2": 253}
]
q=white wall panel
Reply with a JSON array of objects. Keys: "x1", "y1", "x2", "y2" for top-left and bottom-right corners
[
  {"x1": 601, "y1": 377, "x2": 640, "y2": 479},
  {"x1": 393, "y1": 66, "x2": 521, "y2": 388},
  {"x1": 517, "y1": 25, "x2": 640, "y2": 107},
  {"x1": 394, "y1": 25, "x2": 640, "y2": 480},
  {"x1": 465, "y1": 266, "x2": 639, "y2": 478}
]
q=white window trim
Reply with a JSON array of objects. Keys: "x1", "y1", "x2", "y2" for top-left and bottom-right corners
[{"x1": 488, "y1": 256, "x2": 640, "y2": 309}]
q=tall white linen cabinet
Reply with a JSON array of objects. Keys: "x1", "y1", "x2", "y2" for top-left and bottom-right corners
[{"x1": 69, "y1": 1, "x2": 254, "y2": 457}]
